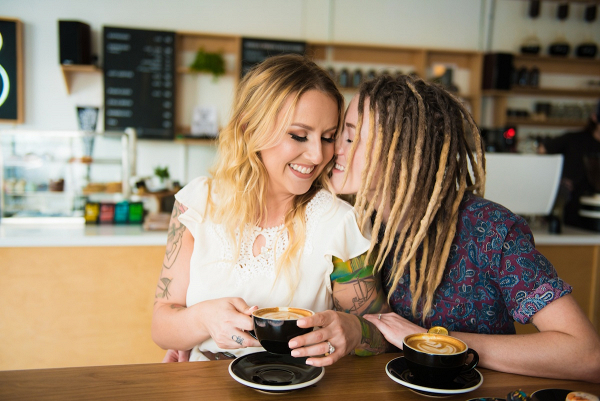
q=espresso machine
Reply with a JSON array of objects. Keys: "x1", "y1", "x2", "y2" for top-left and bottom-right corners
[{"x1": 579, "y1": 153, "x2": 600, "y2": 232}]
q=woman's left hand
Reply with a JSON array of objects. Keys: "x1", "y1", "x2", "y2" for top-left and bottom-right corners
[
  {"x1": 287, "y1": 310, "x2": 362, "y2": 367},
  {"x1": 363, "y1": 312, "x2": 426, "y2": 348}
]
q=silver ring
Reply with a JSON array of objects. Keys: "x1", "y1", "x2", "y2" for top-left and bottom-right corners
[
  {"x1": 378, "y1": 313, "x2": 382, "y2": 320},
  {"x1": 327, "y1": 341, "x2": 335, "y2": 355}
]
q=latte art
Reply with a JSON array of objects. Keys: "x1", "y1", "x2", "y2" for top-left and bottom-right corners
[
  {"x1": 405, "y1": 334, "x2": 466, "y2": 355},
  {"x1": 410, "y1": 339, "x2": 461, "y2": 354}
]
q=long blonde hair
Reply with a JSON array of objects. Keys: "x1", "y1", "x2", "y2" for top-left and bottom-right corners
[
  {"x1": 347, "y1": 75, "x2": 485, "y2": 321},
  {"x1": 208, "y1": 54, "x2": 344, "y2": 295}
]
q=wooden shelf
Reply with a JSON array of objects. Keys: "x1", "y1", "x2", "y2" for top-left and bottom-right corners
[
  {"x1": 483, "y1": 88, "x2": 600, "y2": 98},
  {"x1": 308, "y1": 41, "x2": 483, "y2": 123},
  {"x1": 505, "y1": 118, "x2": 588, "y2": 128},
  {"x1": 174, "y1": 136, "x2": 217, "y2": 146},
  {"x1": 486, "y1": 52, "x2": 600, "y2": 128},
  {"x1": 513, "y1": 55, "x2": 600, "y2": 75},
  {"x1": 60, "y1": 64, "x2": 101, "y2": 94},
  {"x1": 175, "y1": 66, "x2": 236, "y2": 77}
]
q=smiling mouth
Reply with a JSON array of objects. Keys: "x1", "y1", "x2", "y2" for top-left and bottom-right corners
[
  {"x1": 289, "y1": 163, "x2": 315, "y2": 175},
  {"x1": 334, "y1": 163, "x2": 345, "y2": 172}
]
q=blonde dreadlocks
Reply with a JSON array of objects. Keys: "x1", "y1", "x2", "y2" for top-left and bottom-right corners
[{"x1": 347, "y1": 74, "x2": 486, "y2": 321}]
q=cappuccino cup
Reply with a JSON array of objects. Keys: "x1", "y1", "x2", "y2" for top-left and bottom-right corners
[
  {"x1": 251, "y1": 307, "x2": 314, "y2": 354},
  {"x1": 402, "y1": 332, "x2": 479, "y2": 386}
]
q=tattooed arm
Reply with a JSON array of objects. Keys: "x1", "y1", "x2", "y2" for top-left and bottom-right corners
[
  {"x1": 330, "y1": 253, "x2": 391, "y2": 356},
  {"x1": 151, "y1": 200, "x2": 199, "y2": 350},
  {"x1": 151, "y1": 200, "x2": 260, "y2": 352},
  {"x1": 289, "y1": 252, "x2": 392, "y2": 366}
]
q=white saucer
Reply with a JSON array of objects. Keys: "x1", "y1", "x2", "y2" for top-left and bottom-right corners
[
  {"x1": 229, "y1": 351, "x2": 324, "y2": 393},
  {"x1": 385, "y1": 356, "x2": 483, "y2": 396}
]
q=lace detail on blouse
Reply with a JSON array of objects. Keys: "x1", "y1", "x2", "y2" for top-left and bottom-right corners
[
  {"x1": 209, "y1": 190, "x2": 334, "y2": 284},
  {"x1": 232, "y1": 223, "x2": 288, "y2": 283}
]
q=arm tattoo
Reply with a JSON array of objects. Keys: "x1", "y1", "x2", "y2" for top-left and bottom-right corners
[
  {"x1": 155, "y1": 277, "x2": 172, "y2": 299},
  {"x1": 163, "y1": 202, "x2": 187, "y2": 269},
  {"x1": 331, "y1": 253, "x2": 389, "y2": 316},
  {"x1": 332, "y1": 253, "x2": 391, "y2": 356},
  {"x1": 351, "y1": 316, "x2": 387, "y2": 356}
]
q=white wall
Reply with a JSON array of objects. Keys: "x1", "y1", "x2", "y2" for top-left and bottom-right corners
[{"x1": 2, "y1": 0, "x2": 599, "y2": 183}]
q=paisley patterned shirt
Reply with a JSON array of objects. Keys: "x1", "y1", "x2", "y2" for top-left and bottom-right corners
[{"x1": 382, "y1": 193, "x2": 572, "y2": 334}]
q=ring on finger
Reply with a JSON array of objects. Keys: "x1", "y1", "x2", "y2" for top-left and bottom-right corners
[
  {"x1": 325, "y1": 341, "x2": 335, "y2": 356},
  {"x1": 378, "y1": 313, "x2": 382, "y2": 320}
]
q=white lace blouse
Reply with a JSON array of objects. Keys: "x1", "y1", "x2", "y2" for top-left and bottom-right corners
[{"x1": 175, "y1": 176, "x2": 370, "y2": 361}]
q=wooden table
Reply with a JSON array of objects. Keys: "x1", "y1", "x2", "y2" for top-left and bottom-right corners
[{"x1": 1, "y1": 353, "x2": 598, "y2": 400}]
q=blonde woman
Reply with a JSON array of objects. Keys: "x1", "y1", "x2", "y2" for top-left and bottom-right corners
[
  {"x1": 290, "y1": 75, "x2": 600, "y2": 383},
  {"x1": 151, "y1": 55, "x2": 375, "y2": 362}
]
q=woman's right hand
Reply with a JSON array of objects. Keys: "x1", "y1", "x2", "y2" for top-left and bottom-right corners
[
  {"x1": 363, "y1": 312, "x2": 426, "y2": 349},
  {"x1": 195, "y1": 298, "x2": 261, "y2": 349}
]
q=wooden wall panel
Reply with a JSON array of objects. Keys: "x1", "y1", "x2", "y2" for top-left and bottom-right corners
[{"x1": 0, "y1": 246, "x2": 166, "y2": 370}]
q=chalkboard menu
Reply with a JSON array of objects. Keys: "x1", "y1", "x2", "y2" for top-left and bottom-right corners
[
  {"x1": 0, "y1": 18, "x2": 23, "y2": 123},
  {"x1": 103, "y1": 26, "x2": 175, "y2": 139},
  {"x1": 241, "y1": 37, "x2": 306, "y2": 77}
]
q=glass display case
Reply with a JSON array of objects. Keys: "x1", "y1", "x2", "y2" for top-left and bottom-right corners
[{"x1": 0, "y1": 129, "x2": 136, "y2": 223}]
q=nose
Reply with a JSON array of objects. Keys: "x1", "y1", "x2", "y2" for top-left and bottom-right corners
[
  {"x1": 305, "y1": 137, "x2": 324, "y2": 165},
  {"x1": 335, "y1": 135, "x2": 345, "y2": 155}
]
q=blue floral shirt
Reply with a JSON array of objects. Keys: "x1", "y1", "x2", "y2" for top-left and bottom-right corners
[{"x1": 382, "y1": 193, "x2": 572, "y2": 334}]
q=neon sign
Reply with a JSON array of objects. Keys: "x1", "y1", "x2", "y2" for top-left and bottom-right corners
[{"x1": 0, "y1": 32, "x2": 11, "y2": 108}]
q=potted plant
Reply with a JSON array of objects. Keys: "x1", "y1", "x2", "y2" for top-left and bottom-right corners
[
  {"x1": 148, "y1": 166, "x2": 170, "y2": 192},
  {"x1": 189, "y1": 48, "x2": 225, "y2": 79}
]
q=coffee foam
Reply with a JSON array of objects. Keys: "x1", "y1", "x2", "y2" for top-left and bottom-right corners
[
  {"x1": 405, "y1": 334, "x2": 466, "y2": 355},
  {"x1": 254, "y1": 307, "x2": 313, "y2": 320}
]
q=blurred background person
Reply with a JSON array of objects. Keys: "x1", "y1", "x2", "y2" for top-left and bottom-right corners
[{"x1": 539, "y1": 100, "x2": 600, "y2": 229}]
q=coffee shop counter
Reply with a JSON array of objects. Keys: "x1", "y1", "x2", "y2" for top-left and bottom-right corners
[
  {"x1": 1, "y1": 223, "x2": 599, "y2": 372},
  {"x1": 0, "y1": 223, "x2": 167, "y2": 247},
  {"x1": 0, "y1": 222, "x2": 169, "y2": 372}
]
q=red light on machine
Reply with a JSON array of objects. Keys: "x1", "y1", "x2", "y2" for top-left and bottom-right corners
[{"x1": 503, "y1": 128, "x2": 516, "y2": 139}]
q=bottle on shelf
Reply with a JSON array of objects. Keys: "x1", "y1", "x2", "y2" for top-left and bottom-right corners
[
  {"x1": 528, "y1": 66, "x2": 540, "y2": 87},
  {"x1": 338, "y1": 68, "x2": 350, "y2": 88},
  {"x1": 352, "y1": 69, "x2": 363, "y2": 88}
]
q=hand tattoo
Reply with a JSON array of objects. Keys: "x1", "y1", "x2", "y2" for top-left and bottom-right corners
[{"x1": 232, "y1": 335, "x2": 244, "y2": 346}]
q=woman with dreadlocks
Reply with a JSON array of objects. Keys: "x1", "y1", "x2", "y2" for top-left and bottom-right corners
[{"x1": 290, "y1": 75, "x2": 600, "y2": 382}]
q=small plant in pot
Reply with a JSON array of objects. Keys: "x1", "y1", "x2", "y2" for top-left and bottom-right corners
[
  {"x1": 148, "y1": 166, "x2": 171, "y2": 192},
  {"x1": 189, "y1": 48, "x2": 225, "y2": 79}
]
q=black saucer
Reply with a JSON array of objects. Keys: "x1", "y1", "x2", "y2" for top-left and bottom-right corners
[
  {"x1": 229, "y1": 351, "x2": 324, "y2": 393},
  {"x1": 531, "y1": 389, "x2": 573, "y2": 401},
  {"x1": 385, "y1": 356, "x2": 483, "y2": 397}
]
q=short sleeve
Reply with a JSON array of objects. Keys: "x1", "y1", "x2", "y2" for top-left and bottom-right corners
[
  {"x1": 174, "y1": 176, "x2": 210, "y2": 235},
  {"x1": 497, "y1": 219, "x2": 572, "y2": 324},
  {"x1": 324, "y1": 209, "x2": 371, "y2": 263}
]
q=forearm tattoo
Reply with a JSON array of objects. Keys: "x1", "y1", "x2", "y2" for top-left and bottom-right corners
[
  {"x1": 351, "y1": 316, "x2": 387, "y2": 356},
  {"x1": 331, "y1": 253, "x2": 391, "y2": 356}
]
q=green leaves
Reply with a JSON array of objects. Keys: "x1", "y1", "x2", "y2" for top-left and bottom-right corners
[{"x1": 189, "y1": 48, "x2": 225, "y2": 78}]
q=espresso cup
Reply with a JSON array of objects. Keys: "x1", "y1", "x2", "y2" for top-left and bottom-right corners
[
  {"x1": 251, "y1": 307, "x2": 314, "y2": 354},
  {"x1": 402, "y1": 332, "x2": 479, "y2": 386}
]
